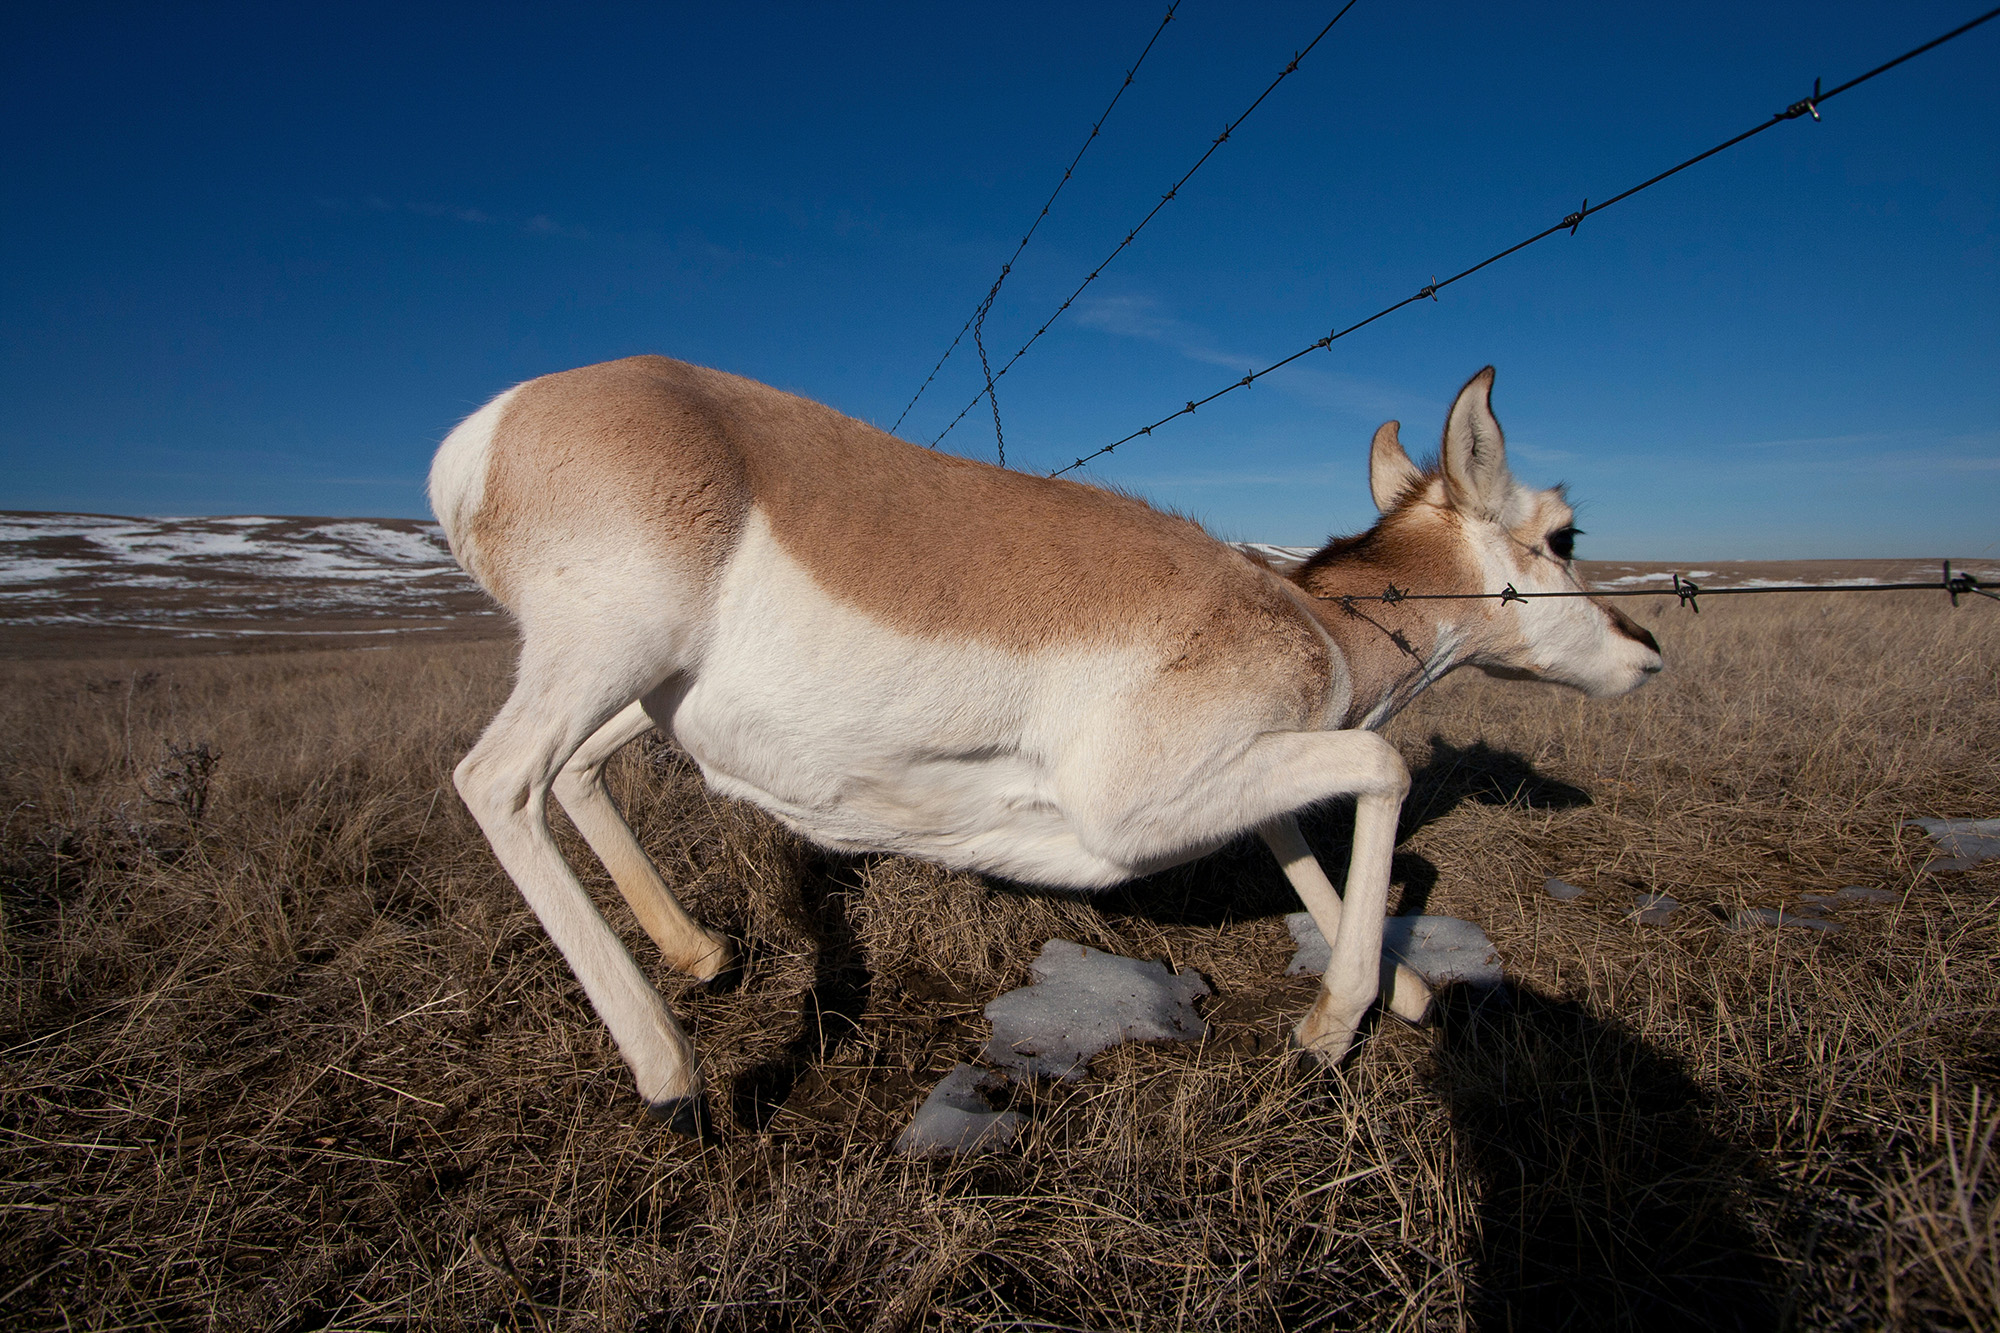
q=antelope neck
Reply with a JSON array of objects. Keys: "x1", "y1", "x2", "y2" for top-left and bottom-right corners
[{"x1": 1293, "y1": 569, "x2": 1479, "y2": 732}]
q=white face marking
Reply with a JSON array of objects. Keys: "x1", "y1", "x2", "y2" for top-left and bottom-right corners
[{"x1": 1463, "y1": 487, "x2": 1662, "y2": 697}]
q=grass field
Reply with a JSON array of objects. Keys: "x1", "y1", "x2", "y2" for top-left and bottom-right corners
[{"x1": 1, "y1": 590, "x2": 1996, "y2": 1330}]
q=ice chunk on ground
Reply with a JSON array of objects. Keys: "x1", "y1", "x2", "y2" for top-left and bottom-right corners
[
  {"x1": 1727, "y1": 907, "x2": 1843, "y2": 934},
  {"x1": 895, "y1": 1064, "x2": 1025, "y2": 1157},
  {"x1": 1545, "y1": 877, "x2": 1585, "y2": 901},
  {"x1": 983, "y1": 942, "x2": 1210, "y2": 1082},
  {"x1": 1284, "y1": 913, "x2": 1330, "y2": 976},
  {"x1": 1284, "y1": 913, "x2": 1502, "y2": 989},
  {"x1": 1629, "y1": 892, "x2": 1681, "y2": 925},
  {"x1": 1905, "y1": 818, "x2": 2000, "y2": 871},
  {"x1": 1836, "y1": 885, "x2": 1899, "y2": 904}
]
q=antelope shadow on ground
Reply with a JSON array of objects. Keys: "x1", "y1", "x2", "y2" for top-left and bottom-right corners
[
  {"x1": 708, "y1": 739, "x2": 1779, "y2": 1326},
  {"x1": 1103, "y1": 738, "x2": 1778, "y2": 1325},
  {"x1": 1430, "y1": 982, "x2": 1780, "y2": 1331},
  {"x1": 726, "y1": 853, "x2": 875, "y2": 1131}
]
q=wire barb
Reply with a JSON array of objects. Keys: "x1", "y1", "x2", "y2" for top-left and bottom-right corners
[
  {"x1": 1783, "y1": 76, "x2": 1824, "y2": 121},
  {"x1": 1942, "y1": 559, "x2": 1998, "y2": 604}
]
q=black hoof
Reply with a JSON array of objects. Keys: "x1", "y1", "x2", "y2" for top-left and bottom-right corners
[
  {"x1": 699, "y1": 950, "x2": 744, "y2": 995},
  {"x1": 644, "y1": 1094, "x2": 711, "y2": 1139}
]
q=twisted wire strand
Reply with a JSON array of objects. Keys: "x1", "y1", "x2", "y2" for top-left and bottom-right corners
[
  {"x1": 889, "y1": 3, "x2": 1183, "y2": 435},
  {"x1": 1306, "y1": 566, "x2": 1996, "y2": 614},
  {"x1": 928, "y1": 0, "x2": 1365, "y2": 450}
]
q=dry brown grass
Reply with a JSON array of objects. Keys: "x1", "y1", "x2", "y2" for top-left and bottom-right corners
[{"x1": 1, "y1": 592, "x2": 1996, "y2": 1330}]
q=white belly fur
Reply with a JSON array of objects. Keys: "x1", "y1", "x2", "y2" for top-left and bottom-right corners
[{"x1": 665, "y1": 513, "x2": 1229, "y2": 887}]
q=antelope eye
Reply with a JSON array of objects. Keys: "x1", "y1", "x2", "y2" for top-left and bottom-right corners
[{"x1": 1547, "y1": 526, "x2": 1580, "y2": 561}]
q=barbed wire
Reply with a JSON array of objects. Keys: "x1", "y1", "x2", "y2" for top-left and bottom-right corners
[
  {"x1": 889, "y1": 3, "x2": 1183, "y2": 437},
  {"x1": 1309, "y1": 563, "x2": 1995, "y2": 617},
  {"x1": 927, "y1": 0, "x2": 1365, "y2": 453},
  {"x1": 1050, "y1": 5, "x2": 2000, "y2": 478}
]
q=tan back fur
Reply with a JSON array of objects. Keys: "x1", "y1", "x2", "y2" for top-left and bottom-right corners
[{"x1": 473, "y1": 356, "x2": 1331, "y2": 674}]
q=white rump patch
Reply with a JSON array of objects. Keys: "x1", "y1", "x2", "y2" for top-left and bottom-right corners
[{"x1": 427, "y1": 382, "x2": 521, "y2": 580}]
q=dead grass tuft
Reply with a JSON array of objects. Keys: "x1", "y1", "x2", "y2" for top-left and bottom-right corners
[{"x1": 0, "y1": 592, "x2": 1996, "y2": 1329}]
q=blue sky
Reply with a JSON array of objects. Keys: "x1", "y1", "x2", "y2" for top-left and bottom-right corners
[{"x1": 3, "y1": 1, "x2": 1995, "y2": 558}]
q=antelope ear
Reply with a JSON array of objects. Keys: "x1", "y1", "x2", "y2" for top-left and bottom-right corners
[
  {"x1": 1440, "y1": 367, "x2": 1512, "y2": 517},
  {"x1": 1368, "y1": 421, "x2": 1423, "y2": 513}
]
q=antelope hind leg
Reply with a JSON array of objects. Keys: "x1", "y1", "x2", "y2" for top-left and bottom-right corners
[
  {"x1": 454, "y1": 658, "x2": 702, "y2": 1115},
  {"x1": 554, "y1": 698, "x2": 734, "y2": 981}
]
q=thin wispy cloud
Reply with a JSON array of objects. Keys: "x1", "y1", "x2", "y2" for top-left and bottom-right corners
[
  {"x1": 1733, "y1": 430, "x2": 1906, "y2": 450},
  {"x1": 525, "y1": 213, "x2": 589, "y2": 240},
  {"x1": 1710, "y1": 428, "x2": 2000, "y2": 473},
  {"x1": 1507, "y1": 442, "x2": 1579, "y2": 463},
  {"x1": 317, "y1": 196, "x2": 589, "y2": 239},
  {"x1": 1111, "y1": 465, "x2": 1346, "y2": 489},
  {"x1": 1862, "y1": 449, "x2": 2000, "y2": 473},
  {"x1": 1071, "y1": 294, "x2": 1433, "y2": 425}
]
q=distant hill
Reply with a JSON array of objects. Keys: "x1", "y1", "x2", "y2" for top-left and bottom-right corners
[
  {"x1": 0, "y1": 512, "x2": 498, "y2": 656},
  {"x1": 1, "y1": 512, "x2": 1987, "y2": 659}
]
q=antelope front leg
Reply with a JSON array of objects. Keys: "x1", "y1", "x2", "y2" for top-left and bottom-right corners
[
  {"x1": 1076, "y1": 727, "x2": 1420, "y2": 1065},
  {"x1": 1294, "y1": 780, "x2": 1405, "y2": 1061},
  {"x1": 1259, "y1": 813, "x2": 1432, "y2": 1040}
]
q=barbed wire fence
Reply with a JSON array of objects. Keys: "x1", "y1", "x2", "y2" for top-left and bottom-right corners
[
  {"x1": 1299, "y1": 562, "x2": 1996, "y2": 617},
  {"x1": 908, "y1": 1, "x2": 1365, "y2": 460},
  {"x1": 895, "y1": 7, "x2": 1998, "y2": 613},
  {"x1": 1047, "y1": 5, "x2": 2000, "y2": 478}
]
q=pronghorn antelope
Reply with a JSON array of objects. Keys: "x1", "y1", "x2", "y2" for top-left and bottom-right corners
[{"x1": 430, "y1": 357, "x2": 1661, "y2": 1123}]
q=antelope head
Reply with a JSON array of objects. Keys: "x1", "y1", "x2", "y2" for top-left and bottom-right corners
[{"x1": 1350, "y1": 367, "x2": 1664, "y2": 699}]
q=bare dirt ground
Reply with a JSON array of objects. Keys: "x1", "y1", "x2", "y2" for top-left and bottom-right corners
[{"x1": 1, "y1": 532, "x2": 1997, "y2": 1329}]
